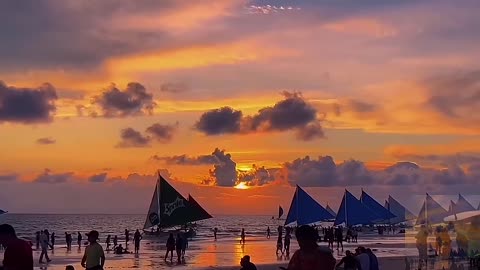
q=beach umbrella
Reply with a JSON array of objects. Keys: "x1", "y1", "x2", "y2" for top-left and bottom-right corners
[{"x1": 444, "y1": 210, "x2": 480, "y2": 223}]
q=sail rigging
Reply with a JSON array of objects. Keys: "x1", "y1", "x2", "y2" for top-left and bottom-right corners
[{"x1": 285, "y1": 185, "x2": 334, "y2": 226}]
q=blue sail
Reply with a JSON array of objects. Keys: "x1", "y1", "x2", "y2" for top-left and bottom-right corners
[
  {"x1": 386, "y1": 195, "x2": 415, "y2": 224},
  {"x1": 334, "y1": 190, "x2": 379, "y2": 226},
  {"x1": 456, "y1": 194, "x2": 475, "y2": 213},
  {"x1": 0, "y1": 209, "x2": 6, "y2": 215},
  {"x1": 360, "y1": 190, "x2": 396, "y2": 222},
  {"x1": 326, "y1": 204, "x2": 336, "y2": 218},
  {"x1": 285, "y1": 185, "x2": 334, "y2": 226},
  {"x1": 415, "y1": 193, "x2": 448, "y2": 226}
]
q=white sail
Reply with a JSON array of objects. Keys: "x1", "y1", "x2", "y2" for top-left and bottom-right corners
[{"x1": 143, "y1": 179, "x2": 160, "y2": 229}]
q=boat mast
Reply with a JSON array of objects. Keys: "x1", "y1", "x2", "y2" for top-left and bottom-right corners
[
  {"x1": 157, "y1": 171, "x2": 161, "y2": 227},
  {"x1": 345, "y1": 190, "x2": 348, "y2": 227}
]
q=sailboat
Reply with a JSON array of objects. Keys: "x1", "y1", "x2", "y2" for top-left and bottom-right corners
[
  {"x1": 285, "y1": 185, "x2": 334, "y2": 226},
  {"x1": 455, "y1": 194, "x2": 475, "y2": 213},
  {"x1": 384, "y1": 195, "x2": 416, "y2": 224},
  {"x1": 415, "y1": 193, "x2": 448, "y2": 226},
  {"x1": 143, "y1": 173, "x2": 212, "y2": 237},
  {"x1": 334, "y1": 190, "x2": 379, "y2": 226},
  {"x1": 278, "y1": 206, "x2": 284, "y2": 220},
  {"x1": 360, "y1": 190, "x2": 396, "y2": 223},
  {"x1": 326, "y1": 204, "x2": 336, "y2": 218}
]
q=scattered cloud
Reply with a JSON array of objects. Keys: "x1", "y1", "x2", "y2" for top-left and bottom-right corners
[
  {"x1": 117, "y1": 122, "x2": 178, "y2": 148},
  {"x1": 195, "y1": 92, "x2": 325, "y2": 140},
  {"x1": 36, "y1": 137, "x2": 56, "y2": 145},
  {"x1": 145, "y1": 122, "x2": 178, "y2": 143},
  {"x1": 0, "y1": 174, "x2": 18, "y2": 182},
  {"x1": 160, "y1": 82, "x2": 190, "y2": 93},
  {"x1": 91, "y1": 82, "x2": 156, "y2": 117},
  {"x1": 0, "y1": 81, "x2": 57, "y2": 124},
  {"x1": 34, "y1": 169, "x2": 73, "y2": 184},
  {"x1": 88, "y1": 173, "x2": 108, "y2": 183},
  {"x1": 116, "y1": 128, "x2": 151, "y2": 148}
]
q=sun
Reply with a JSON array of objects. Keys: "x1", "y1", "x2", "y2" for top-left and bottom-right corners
[{"x1": 234, "y1": 182, "x2": 249, "y2": 190}]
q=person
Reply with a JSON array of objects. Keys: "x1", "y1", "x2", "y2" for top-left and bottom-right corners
[
  {"x1": 328, "y1": 228, "x2": 334, "y2": 249},
  {"x1": 35, "y1": 231, "x2": 40, "y2": 250},
  {"x1": 133, "y1": 229, "x2": 142, "y2": 254},
  {"x1": 336, "y1": 250, "x2": 359, "y2": 270},
  {"x1": 240, "y1": 255, "x2": 257, "y2": 270},
  {"x1": 181, "y1": 233, "x2": 188, "y2": 258},
  {"x1": 114, "y1": 244, "x2": 129, "y2": 254},
  {"x1": 335, "y1": 227, "x2": 343, "y2": 251},
  {"x1": 81, "y1": 230, "x2": 105, "y2": 270},
  {"x1": 366, "y1": 248, "x2": 379, "y2": 270},
  {"x1": 124, "y1": 229, "x2": 130, "y2": 245},
  {"x1": 354, "y1": 247, "x2": 370, "y2": 270},
  {"x1": 281, "y1": 225, "x2": 336, "y2": 270},
  {"x1": 415, "y1": 225, "x2": 428, "y2": 266},
  {"x1": 440, "y1": 227, "x2": 451, "y2": 259},
  {"x1": 175, "y1": 234, "x2": 183, "y2": 263},
  {"x1": 106, "y1": 235, "x2": 111, "y2": 251},
  {"x1": 276, "y1": 235, "x2": 283, "y2": 255},
  {"x1": 39, "y1": 230, "x2": 52, "y2": 263},
  {"x1": 240, "y1": 228, "x2": 246, "y2": 244},
  {"x1": 66, "y1": 265, "x2": 75, "y2": 270},
  {"x1": 284, "y1": 232, "x2": 291, "y2": 255},
  {"x1": 165, "y1": 233, "x2": 175, "y2": 262},
  {"x1": 267, "y1": 227, "x2": 271, "y2": 239},
  {"x1": 214, "y1": 227, "x2": 218, "y2": 240},
  {"x1": 78, "y1": 232, "x2": 83, "y2": 248},
  {"x1": 435, "y1": 226, "x2": 443, "y2": 256},
  {"x1": 50, "y1": 232, "x2": 55, "y2": 249},
  {"x1": 0, "y1": 224, "x2": 34, "y2": 270},
  {"x1": 113, "y1": 235, "x2": 118, "y2": 248}
]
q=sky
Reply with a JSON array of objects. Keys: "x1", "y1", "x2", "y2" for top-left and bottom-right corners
[{"x1": 0, "y1": 0, "x2": 479, "y2": 215}]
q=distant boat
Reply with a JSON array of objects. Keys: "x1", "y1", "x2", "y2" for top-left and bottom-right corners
[
  {"x1": 285, "y1": 185, "x2": 334, "y2": 226},
  {"x1": 360, "y1": 190, "x2": 396, "y2": 223},
  {"x1": 385, "y1": 195, "x2": 416, "y2": 224},
  {"x1": 143, "y1": 172, "x2": 212, "y2": 237},
  {"x1": 415, "y1": 193, "x2": 448, "y2": 226},
  {"x1": 334, "y1": 189, "x2": 379, "y2": 226},
  {"x1": 455, "y1": 194, "x2": 476, "y2": 213},
  {"x1": 278, "y1": 206, "x2": 284, "y2": 219}
]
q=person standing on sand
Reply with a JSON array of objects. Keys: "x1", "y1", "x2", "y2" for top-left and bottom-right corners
[
  {"x1": 284, "y1": 231, "x2": 291, "y2": 256},
  {"x1": 181, "y1": 233, "x2": 188, "y2": 258},
  {"x1": 281, "y1": 225, "x2": 336, "y2": 270},
  {"x1": 276, "y1": 235, "x2": 283, "y2": 255},
  {"x1": 125, "y1": 229, "x2": 130, "y2": 245},
  {"x1": 35, "y1": 231, "x2": 40, "y2": 250},
  {"x1": 165, "y1": 233, "x2": 175, "y2": 262},
  {"x1": 354, "y1": 247, "x2": 370, "y2": 270},
  {"x1": 214, "y1": 227, "x2": 218, "y2": 240},
  {"x1": 335, "y1": 227, "x2": 344, "y2": 251},
  {"x1": 50, "y1": 232, "x2": 55, "y2": 250},
  {"x1": 106, "y1": 235, "x2": 111, "y2": 251},
  {"x1": 415, "y1": 225, "x2": 428, "y2": 266},
  {"x1": 81, "y1": 230, "x2": 105, "y2": 270},
  {"x1": 240, "y1": 228, "x2": 246, "y2": 244},
  {"x1": 113, "y1": 235, "x2": 118, "y2": 248},
  {"x1": 133, "y1": 229, "x2": 142, "y2": 254},
  {"x1": 78, "y1": 232, "x2": 83, "y2": 248},
  {"x1": 267, "y1": 227, "x2": 271, "y2": 239},
  {"x1": 0, "y1": 224, "x2": 34, "y2": 270},
  {"x1": 39, "y1": 230, "x2": 52, "y2": 263},
  {"x1": 366, "y1": 248, "x2": 379, "y2": 270},
  {"x1": 175, "y1": 234, "x2": 183, "y2": 263}
]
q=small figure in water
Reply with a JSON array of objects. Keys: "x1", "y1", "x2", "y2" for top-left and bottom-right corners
[
  {"x1": 77, "y1": 232, "x2": 82, "y2": 248},
  {"x1": 113, "y1": 235, "x2": 118, "y2": 248},
  {"x1": 106, "y1": 234, "x2": 111, "y2": 251},
  {"x1": 214, "y1": 227, "x2": 218, "y2": 240},
  {"x1": 165, "y1": 233, "x2": 175, "y2": 262},
  {"x1": 240, "y1": 228, "x2": 246, "y2": 244},
  {"x1": 175, "y1": 234, "x2": 183, "y2": 263},
  {"x1": 50, "y1": 232, "x2": 55, "y2": 250},
  {"x1": 267, "y1": 227, "x2": 271, "y2": 239},
  {"x1": 125, "y1": 229, "x2": 130, "y2": 245},
  {"x1": 133, "y1": 229, "x2": 142, "y2": 254},
  {"x1": 240, "y1": 255, "x2": 257, "y2": 270}
]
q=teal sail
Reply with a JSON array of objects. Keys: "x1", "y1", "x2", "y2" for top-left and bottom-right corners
[
  {"x1": 285, "y1": 185, "x2": 334, "y2": 226},
  {"x1": 456, "y1": 194, "x2": 475, "y2": 213},
  {"x1": 360, "y1": 190, "x2": 396, "y2": 222},
  {"x1": 415, "y1": 193, "x2": 448, "y2": 226},
  {"x1": 326, "y1": 204, "x2": 336, "y2": 218},
  {"x1": 334, "y1": 190, "x2": 379, "y2": 226},
  {"x1": 385, "y1": 195, "x2": 415, "y2": 224},
  {"x1": 187, "y1": 194, "x2": 213, "y2": 222}
]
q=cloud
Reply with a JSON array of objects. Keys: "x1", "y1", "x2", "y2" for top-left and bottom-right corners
[
  {"x1": 195, "y1": 107, "x2": 243, "y2": 135},
  {"x1": 116, "y1": 128, "x2": 151, "y2": 148},
  {"x1": 0, "y1": 81, "x2": 57, "y2": 124},
  {"x1": 152, "y1": 153, "x2": 220, "y2": 165},
  {"x1": 88, "y1": 173, "x2": 108, "y2": 183},
  {"x1": 238, "y1": 165, "x2": 276, "y2": 186},
  {"x1": 205, "y1": 148, "x2": 238, "y2": 187},
  {"x1": 91, "y1": 82, "x2": 156, "y2": 117},
  {"x1": 160, "y1": 82, "x2": 190, "y2": 93},
  {"x1": 0, "y1": 174, "x2": 18, "y2": 182},
  {"x1": 36, "y1": 137, "x2": 56, "y2": 145},
  {"x1": 34, "y1": 169, "x2": 73, "y2": 184},
  {"x1": 145, "y1": 122, "x2": 178, "y2": 143},
  {"x1": 346, "y1": 99, "x2": 378, "y2": 113},
  {"x1": 195, "y1": 92, "x2": 324, "y2": 140}
]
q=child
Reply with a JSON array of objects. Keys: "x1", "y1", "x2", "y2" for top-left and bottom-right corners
[{"x1": 81, "y1": 230, "x2": 105, "y2": 270}]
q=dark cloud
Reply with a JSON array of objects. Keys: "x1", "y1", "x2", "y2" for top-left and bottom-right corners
[
  {"x1": 92, "y1": 82, "x2": 156, "y2": 117},
  {"x1": 88, "y1": 173, "x2": 108, "y2": 183},
  {"x1": 238, "y1": 165, "x2": 276, "y2": 186},
  {"x1": 116, "y1": 128, "x2": 151, "y2": 148},
  {"x1": 206, "y1": 148, "x2": 238, "y2": 187},
  {"x1": 195, "y1": 107, "x2": 243, "y2": 135},
  {"x1": 152, "y1": 154, "x2": 219, "y2": 165},
  {"x1": 160, "y1": 82, "x2": 190, "y2": 93},
  {"x1": 0, "y1": 81, "x2": 57, "y2": 124},
  {"x1": 145, "y1": 122, "x2": 178, "y2": 143},
  {"x1": 0, "y1": 174, "x2": 18, "y2": 182},
  {"x1": 36, "y1": 137, "x2": 56, "y2": 145},
  {"x1": 284, "y1": 156, "x2": 337, "y2": 187},
  {"x1": 385, "y1": 161, "x2": 420, "y2": 173},
  {"x1": 390, "y1": 152, "x2": 480, "y2": 167},
  {"x1": 425, "y1": 70, "x2": 480, "y2": 120},
  {"x1": 34, "y1": 169, "x2": 73, "y2": 184},
  {"x1": 347, "y1": 99, "x2": 378, "y2": 113},
  {"x1": 195, "y1": 92, "x2": 325, "y2": 140}
]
